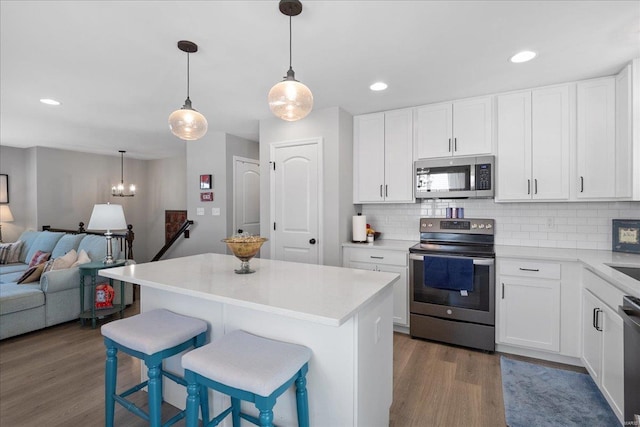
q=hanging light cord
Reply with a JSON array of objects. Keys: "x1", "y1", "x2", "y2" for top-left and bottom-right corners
[
  {"x1": 186, "y1": 52, "x2": 191, "y2": 100},
  {"x1": 289, "y1": 15, "x2": 293, "y2": 70},
  {"x1": 120, "y1": 152, "x2": 125, "y2": 184}
]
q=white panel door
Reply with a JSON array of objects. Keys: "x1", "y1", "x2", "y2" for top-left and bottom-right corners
[
  {"x1": 532, "y1": 85, "x2": 570, "y2": 200},
  {"x1": 577, "y1": 78, "x2": 616, "y2": 198},
  {"x1": 496, "y1": 91, "x2": 532, "y2": 200},
  {"x1": 453, "y1": 96, "x2": 492, "y2": 156},
  {"x1": 414, "y1": 102, "x2": 452, "y2": 159},
  {"x1": 233, "y1": 157, "x2": 260, "y2": 236},
  {"x1": 272, "y1": 140, "x2": 320, "y2": 264},
  {"x1": 384, "y1": 109, "x2": 414, "y2": 203}
]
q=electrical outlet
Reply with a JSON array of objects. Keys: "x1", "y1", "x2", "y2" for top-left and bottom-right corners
[{"x1": 544, "y1": 217, "x2": 556, "y2": 231}]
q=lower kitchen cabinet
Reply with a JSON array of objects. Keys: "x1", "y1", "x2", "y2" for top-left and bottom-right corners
[
  {"x1": 582, "y1": 269, "x2": 624, "y2": 423},
  {"x1": 343, "y1": 246, "x2": 409, "y2": 327},
  {"x1": 496, "y1": 258, "x2": 580, "y2": 359}
]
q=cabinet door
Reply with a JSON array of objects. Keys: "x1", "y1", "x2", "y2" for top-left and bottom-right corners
[
  {"x1": 576, "y1": 78, "x2": 615, "y2": 198},
  {"x1": 498, "y1": 277, "x2": 560, "y2": 351},
  {"x1": 601, "y1": 303, "x2": 624, "y2": 419},
  {"x1": 615, "y1": 64, "x2": 632, "y2": 198},
  {"x1": 354, "y1": 113, "x2": 385, "y2": 202},
  {"x1": 496, "y1": 91, "x2": 532, "y2": 200},
  {"x1": 384, "y1": 109, "x2": 414, "y2": 203},
  {"x1": 348, "y1": 261, "x2": 408, "y2": 327},
  {"x1": 582, "y1": 289, "x2": 603, "y2": 382},
  {"x1": 532, "y1": 85, "x2": 570, "y2": 200},
  {"x1": 414, "y1": 102, "x2": 452, "y2": 159},
  {"x1": 453, "y1": 97, "x2": 492, "y2": 156}
]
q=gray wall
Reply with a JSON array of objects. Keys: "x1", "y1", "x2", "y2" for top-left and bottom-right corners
[
  {"x1": 168, "y1": 132, "x2": 259, "y2": 258},
  {"x1": 259, "y1": 106, "x2": 355, "y2": 266},
  {"x1": 0, "y1": 145, "x2": 188, "y2": 262}
]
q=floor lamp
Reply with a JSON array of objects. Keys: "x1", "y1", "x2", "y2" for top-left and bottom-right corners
[{"x1": 87, "y1": 203, "x2": 127, "y2": 264}]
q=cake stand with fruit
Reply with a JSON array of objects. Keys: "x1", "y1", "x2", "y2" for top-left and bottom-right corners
[{"x1": 222, "y1": 236, "x2": 268, "y2": 274}]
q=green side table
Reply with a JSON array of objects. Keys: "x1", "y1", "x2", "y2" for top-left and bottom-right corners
[{"x1": 79, "y1": 260, "x2": 127, "y2": 328}]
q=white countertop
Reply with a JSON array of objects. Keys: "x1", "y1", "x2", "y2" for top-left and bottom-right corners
[
  {"x1": 496, "y1": 244, "x2": 640, "y2": 298},
  {"x1": 99, "y1": 253, "x2": 399, "y2": 327},
  {"x1": 342, "y1": 239, "x2": 416, "y2": 251}
]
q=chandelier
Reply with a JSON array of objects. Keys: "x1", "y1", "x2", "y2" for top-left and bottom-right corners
[{"x1": 111, "y1": 151, "x2": 136, "y2": 197}]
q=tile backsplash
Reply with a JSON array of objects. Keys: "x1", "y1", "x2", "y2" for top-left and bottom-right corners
[{"x1": 361, "y1": 200, "x2": 640, "y2": 250}]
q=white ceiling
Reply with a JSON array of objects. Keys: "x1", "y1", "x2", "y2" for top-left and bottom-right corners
[{"x1": 1, "y1": 1, "x2": 638, "y2": 160}]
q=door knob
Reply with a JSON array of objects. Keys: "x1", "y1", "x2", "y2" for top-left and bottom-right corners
[
  {"x1": 237, "y1": 229, "x2": 243, "y2": 234},
  {"x1": 309, "y1": 238, "x2": 316, "y2": 244}
]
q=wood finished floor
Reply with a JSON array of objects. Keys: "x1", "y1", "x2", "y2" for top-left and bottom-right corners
[{"x1": 0, "y1": 301, "x2": 584, "y2": 427}]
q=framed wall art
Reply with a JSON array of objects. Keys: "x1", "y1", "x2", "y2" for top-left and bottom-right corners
[
  {"x1": 165, "y1": 210, "x2": 187, "y2": 244},
  {"x1": 0, "y1": 174, "x2": 8, "y2": 204},
  {"x1": 200, "y1": 192, "x2": 214, "y2": 202},
  {"x1": 200, "y1": 174, "x2": 212, "y2": 190},
  {"x1": 612, "y1": 219, "x2": 640, "y2": 254},
  {"x1": 0, "y1": 174, "x2": 9, "y2": 203}
]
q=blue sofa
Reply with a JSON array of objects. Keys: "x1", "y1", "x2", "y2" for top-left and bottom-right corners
[{"x1": 0, "y1": 230, "x2": 133, "y2": 340}]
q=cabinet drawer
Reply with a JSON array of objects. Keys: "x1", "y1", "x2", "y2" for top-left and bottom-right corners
[
  {"x1": 346, "y1": 248, "x2": 407, "y2": 266},
  {"x1": 499, "y1": 259, "x2": 561, "y2": 280},
  {"x1": 583, "y1": 268, "x2": 624, "y2": 311}
]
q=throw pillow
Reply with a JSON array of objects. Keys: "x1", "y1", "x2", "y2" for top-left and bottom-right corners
[
  {"x1": 17, "y1": 263, "x2": 46, "y2": 284},
  {"x1": 43, "y1": 258, "x2": 55, "y2": 274},
  {"x1": 71, "y1": 249, "x2": 91, "y2": 267},
  {"x1": 51, "y1": 249, "x2": 78, "y2": 270},
  {"x1": 28, "y1": 250, "x2": 51, "y2": 268},
  {"x1": 0, "y1": 241, "x2": 24, "y2": 264}
]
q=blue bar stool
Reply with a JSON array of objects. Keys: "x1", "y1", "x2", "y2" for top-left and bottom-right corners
[
  {"x1": 182, "y1": 330, "x2": 312, "y2": 427},
  {"x1": 101, "y1": 309, "x2": 208, "y2": 427}
]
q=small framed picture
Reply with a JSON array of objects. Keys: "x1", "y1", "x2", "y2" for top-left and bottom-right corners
[
  {"x1": 200, "y1": 174, "x2": 212, "y2": 190},
  {"x1": 200, "y1": 192, "x2": 214, "y2": 202},
  {"x1": 612, "y1": 219, "x2": 640, "y2": 254},
  {"x1": 0, "y1": 174, "x2": 8, "y2": 204}
]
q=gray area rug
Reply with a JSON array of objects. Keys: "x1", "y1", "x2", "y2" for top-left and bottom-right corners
[{"x1": 500, "y1": 356, "x2": 619, "y2": 427}]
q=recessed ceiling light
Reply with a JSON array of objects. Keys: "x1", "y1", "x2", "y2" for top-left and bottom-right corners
[
  {"x1": 510, "y1": 51, "x2": 537, "y2": 63},
  {"x1": 40, "y1": 98, "x2": 61, "y2": 106},
  {"x1": 370, "y1": 82, "x2": 388, "y2": 91}
]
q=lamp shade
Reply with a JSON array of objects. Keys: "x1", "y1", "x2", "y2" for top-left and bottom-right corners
[
  {"x1": 268, "y1": 78, "x2": 313, "y2": 121},
  {"x1": 0, "y1": 205, "x2": 14, "y2": 222},
  {"x1": 87, "y1": 204, "x2": 127, "y2": 232},
  {"x1": 168, "y1": 106, "x2": 208, "y2": 140}
]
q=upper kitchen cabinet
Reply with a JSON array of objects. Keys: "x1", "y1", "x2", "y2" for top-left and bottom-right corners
[
  {"x1": 576, "y1": 77, "x2": 616, "y2": 199},
  {"x1": 615, "y1": 64, "x2": 633, "y2": 199},
  {"x1": 496, "y1": 85, "x2": 570, "y2": 201},
  {"x1": 353, "y1": 109, "x2": 414, "y2": 203},
  {"x1": 414, "y1": 96, "x2": 492, "y2": 159}
]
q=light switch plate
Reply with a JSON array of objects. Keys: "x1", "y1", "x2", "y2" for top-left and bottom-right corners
[
  {"x1": 196, "y1": 208, "x2": 205, "y2": 216},
  {"x1": 211, "y1": 207, "x2": 220, "y2": 216}
]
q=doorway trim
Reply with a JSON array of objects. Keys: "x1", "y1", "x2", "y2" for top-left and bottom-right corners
[{"x1": 269, "y1": 137, "x2": 324, "y2": 265}]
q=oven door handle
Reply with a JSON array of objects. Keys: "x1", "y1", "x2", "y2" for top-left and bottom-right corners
[{"x1": 410, "y1": 253, "x2": 494, "y2": 265}]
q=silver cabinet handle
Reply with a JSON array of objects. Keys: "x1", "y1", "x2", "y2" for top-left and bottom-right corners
[
  {"x1": 519, "y1": 267, "x2": 539, "y2": 272},
  {"x1": 454, "y1": 137, "x2": 457, "y2": 152},
  {"x1": 380, "y1": 185, "x2": 383, "y2": 197},
  {"x1": 527, "y1": 179, "x2": 531, "y2": 195},
  {"x1": 534, "y1": 179, "x2": 538, "y2": 194},
  {"x1": 448, "y1": 138, "x2": 452, "y2": 152},
  {"x1": 385, "y1": 185, "x2": 388, "y2": 197},
  {"x1": 501, "y1": 283, "x2": 505, "y2": 299},
  {"x1": 370, "y1": 256, "x2": 384, "y2": 259},
  {"x1": 580, "y1": 176, "x2": 584, "y2": 193}
]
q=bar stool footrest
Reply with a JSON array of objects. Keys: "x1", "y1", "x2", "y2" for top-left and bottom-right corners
[{"x1": 204, "y1": 405, "x2": 234, "y2": 427}]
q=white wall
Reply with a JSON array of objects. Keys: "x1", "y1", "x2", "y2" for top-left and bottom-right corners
[
  {"x1": 259, "y1": 106, "x2": 355, "y2": 266},
  {"x1": 0, "y1": 146, "x2": 28, "y2": 242},
  {"x1": 361, "y1": 199, "x2": 640, "y2": 250}
]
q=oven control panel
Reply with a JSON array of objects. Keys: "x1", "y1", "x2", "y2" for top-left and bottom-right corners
[{"x1": 420, "y1": 218, "x2": 495, "y2": 234}]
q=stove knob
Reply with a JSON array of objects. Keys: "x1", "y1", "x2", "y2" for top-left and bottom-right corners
[
  {"x1": 446, "y1": 309, "x2": 453, "y2": 315},
  {"x1": 486, "y1": 223, "x2": 493, "y2": 229},
  {"x1": 427, "y1": 223, "x2": 433, "y2": 228},
  {"x1": 471, "y1": 223, "x2": 478, "y2": 229},
  {"x1": 478, "y1": 224, "x2": 485, "y2": 229}
]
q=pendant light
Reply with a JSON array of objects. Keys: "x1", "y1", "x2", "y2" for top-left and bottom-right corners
[
  {"x1": 268, "y1": 0, "x2": 313, "y2": 121},
  {"x1": 168, "y1": 40, "x2": 208, "y2": 140},
  {"x1": 111, "y1": 151, "x2": 136, "y2": 197}
]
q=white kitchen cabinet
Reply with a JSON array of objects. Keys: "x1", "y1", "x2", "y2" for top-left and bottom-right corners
[
  {"x1": 353, "y1": 109, "x2": 414, "y2": 203},
  {"x1": 414, "y1": 96, "x2": 492, "y2": 159},
  {"x1": 496, "y1": 85, "x2": 570, "y2": 201},
  {"x1": 343, "y1": 247, "x2": 408, "y2": 327},
  {"x1": 581, "y1": 269, "x2": 624, "y2": 423},
  {"x1": 497, "y1": 259, "x2": 561, "y2": 351},
  {"x1": 576, "y1": 77, "x2": 616, "y2": 198},
  {"x1": 615, "y1": 64, "x2": 632, "y2": 198}
]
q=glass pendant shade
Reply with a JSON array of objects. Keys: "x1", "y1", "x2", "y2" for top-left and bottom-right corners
[
  {"x1": 169, "y1": 99, "x2": 208, "y2": 141},
  {"x1": 268, "y1": 74, "x2": 313, "y2": 122}
]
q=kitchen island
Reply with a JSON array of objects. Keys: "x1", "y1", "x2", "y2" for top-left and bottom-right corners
[{"x1": 99, "y1": 253, "x2": 399, "y2": 427}]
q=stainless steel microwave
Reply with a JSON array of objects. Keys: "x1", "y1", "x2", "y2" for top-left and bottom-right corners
[{"x1": 415, "y1": 155, "x2": 494, "y2": 199}]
